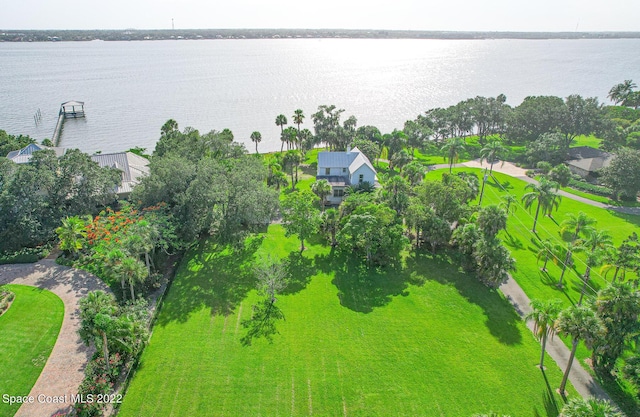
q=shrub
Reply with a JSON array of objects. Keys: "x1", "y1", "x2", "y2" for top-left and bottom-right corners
[
  {"x1": 568, "y1": 179, "x2": 613, "y2": 197},
  {"x1": 536, "y1": 161, "x2": 552, "y2": 174}
]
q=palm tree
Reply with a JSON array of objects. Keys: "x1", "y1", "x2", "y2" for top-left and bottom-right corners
[
  {"x1": 105, "y1": 248, "x2": 127, "y2": 299},
  {"x1": 576, "y1": 229, "x2": 613, "y2": 305},
  {"x1": 119, "y1": 256, "x2": 147, "y2": 301},
  {"x1": 537, "y1": 239, "x2": 560, "y2": 272},
  {"x1": 441, "y1": 137, "x2": 466, "y2": 173},
  {"x1": 556, "y1": 305, "x2": 603, "y2": 395},
  {"x1": 78, "y1": 291, "x2": 118, "y2": 371},
  {"x1": 311, "y1": 179, "x2": 332, "y2": 211},
  {"x1": 250, "y1": 131, "x2": 262, "y2": 154},
  {"x1": 521, "y1": 177, "x2": 561, "y2": 233},
  {"x1": 526, "y1": 299, "x2": 562, "y2": 368},
  {"x1": 601, "y1": 233, "x2": 639, "y2": 283},
  {"x1": 283, "y1": 150, "x2": 303, "y2": 190},
  {"x1": 402, "y1": 161, "x2": 426, "y2": 186},
  {"x1": 557, "y1": 212, "x2": 597, "y2": 287},
  {"x1": 500, "y1": 194, "x2": 518, "y2": 214},
  {"x1": 293, "y1": 109, "x2": 305, "y2": 134},
  {"x1": 275, "y1": 114, "x2": 288, "y2": 152},
  {"x1": 608, "y1": 79, "x2": 637, "y2": 105},
  {"x1": 480, "y1": 138, "x2": 506, "y2": 173},
  {"x1": 321, "y1": 208, "x2": 340, "y2": 246},
  {"x1": 559, "y1": 397, "x2": 624, "y2": 417},
  {"x1": 56, "y1": 216, "x2": 88, "y2": 258},
  {"x1": 391, "y1": 149, "x2": 411, "y2": 172}
]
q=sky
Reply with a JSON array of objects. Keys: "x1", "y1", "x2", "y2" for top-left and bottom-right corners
[{"x1": 1, "y1": 0, "x2": 639, "y2": 32}]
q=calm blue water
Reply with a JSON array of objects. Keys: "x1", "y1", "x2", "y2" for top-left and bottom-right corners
[{"x1": 1, "y1": 38, "x2": 639, "y2": 154}]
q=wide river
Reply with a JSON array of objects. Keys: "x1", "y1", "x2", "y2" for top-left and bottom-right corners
[{"x1": 1, "y1": 38, "x2": 640, "y2": 154}]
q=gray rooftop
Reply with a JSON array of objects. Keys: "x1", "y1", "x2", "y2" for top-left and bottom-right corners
[
  {"x1": 317, "y1": 147, "x2": 375, "y2": 174},
  {"x1": 90, "y1": 152, "x2": 149, "y2": 195}
]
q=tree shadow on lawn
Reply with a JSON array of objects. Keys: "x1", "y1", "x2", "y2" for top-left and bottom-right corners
[
  {"x1": 281, "y1": 251, "x2": 316, "y2": 295},
  {"x1": 532, "y1": 370, "x2": 561, "y2": 417},
  {"x1": 314, "y1": 250, "x2": 411, "y2": 314},
  {"x1": 154, "y1": 237, "x2": 263, "y2": 325},
  {"x1": 407, "y1": 250, "x2": 523, "y2": 346}
]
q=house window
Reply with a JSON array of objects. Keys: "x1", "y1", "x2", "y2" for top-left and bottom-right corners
[
  {"x1": 342, "y1": 168, "x2": 347, "y2": 173},
  {"x1": 359, "y1": 174, "x2": 364, "y2": 183},
  {"x1": 333, "y1": 189, "x2": 344, "y2": 198},
  {"x1": 325, "y1": 168, "x2": 330, "y2": 175}
]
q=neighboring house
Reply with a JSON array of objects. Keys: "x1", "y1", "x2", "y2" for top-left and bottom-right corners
[
  {"x1": 316, "y1": 146, "x2": 377, "y2": 205},
  {"x1": 566, "y1": 146, "x2": 613, "y2": 179},
  {"x1": 90, "y1": 152, "x2": 150, "y2": 197},
  {"x1": 6, "y1": 143, "x2": 66, "y2": 163},
  {"x1": 6, "y1": 144, "x2": 149, "y2": 198}
]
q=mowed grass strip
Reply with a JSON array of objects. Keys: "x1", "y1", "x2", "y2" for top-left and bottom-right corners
[
  {"x1": 0, "y1": 285, "x2": 64, "y2": 417},
  {"x1": 120, "y1": 225, "x2": 574, "y2": 417}
]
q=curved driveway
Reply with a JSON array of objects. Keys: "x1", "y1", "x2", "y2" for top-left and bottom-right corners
[{"x1": 0, "y1": 259, "x2": 108, "y2": 417}]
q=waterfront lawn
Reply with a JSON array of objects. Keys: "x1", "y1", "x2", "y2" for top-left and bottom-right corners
[
  {"x1": 120, "y1": 225, "x2": 575, "y2": 417},
  {"x1": 0, "y1": 285, "x2": 63, "y2": 417}
]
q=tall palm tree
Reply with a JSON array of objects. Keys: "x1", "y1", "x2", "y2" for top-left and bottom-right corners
[
  {"x1": 293, "y1": 109, "x2": 305, "y2": 134},
  {"x1": 521, "y1": 177, "x2": 561, "y2": 233},
  {"x1": 283, "y1": 150, "x2": 303, "y2": 190},
  {"x1": 556, "y1": 305, "x2": 603, "y2": 395},
  {"x1": 576, "y1": 229, "x2": 613, "y2": 305},
  {"x1": 250, "y1": 131, "x2": 262, "y2": 154},
  {"x1": 56, "y1": 216, "x2": 88, "y2": 258},
  {"x1": 119, "y1": 256, "x2": 148, "y2": 301},
  {"x1": 275, "y1": 114, "x2": 288, "y2": 152},
  {"x1": 557, "y1": 212, "x2": 597, "y2": 287},
  {"x1": 311, "y1": 179, "x2": 332, "y2": 211},
  {"x1": 441, "y1": 137, "x2": 466, "y2": 173},
  {"x1": 321, "y1": 208, "x2": 340, "y2": 246},
  {"x1": 480, "y1": 138, "x2": 506, "y2": 173},
  {"x1": 526, "y1": 299, "x2": 562, "y2": 368}
]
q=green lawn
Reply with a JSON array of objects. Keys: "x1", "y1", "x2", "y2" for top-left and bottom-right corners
[
  {"x1": 120, "y1": 225, "x2": 576, "y2": 417},
  {"x1": 430, "y1": 168, "x2": 640, "y2": 413},
  {"x1": 570, "y1": 135, "x2": 602, "y2": 149},
  {"x1": 0, "y1": 285, "x2": 64, "y2": 417}
]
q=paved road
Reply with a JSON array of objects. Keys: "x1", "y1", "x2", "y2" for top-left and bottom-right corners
[{"x1": 0, "y1": 259, "x2": 108, "y2": 417}]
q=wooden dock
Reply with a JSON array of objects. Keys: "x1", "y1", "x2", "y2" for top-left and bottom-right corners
[{"x1": 52, "y1": 101, "x2": 85, "y2": 146}]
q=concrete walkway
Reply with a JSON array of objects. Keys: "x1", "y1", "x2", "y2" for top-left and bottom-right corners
[
  {"x1": 0, "y1": 259, "x2": 108, "y2": 417},
  {"x1": 500, "y1": 277, "x2": 610, "y2": 401}
]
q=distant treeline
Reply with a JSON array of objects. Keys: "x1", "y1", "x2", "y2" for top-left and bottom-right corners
[{"x1": 2, "y1": 29, "x2": 640, "y2": 42}]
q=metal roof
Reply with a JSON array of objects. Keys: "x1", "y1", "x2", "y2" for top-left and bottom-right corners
[
  {"x1": 6, "y1": 143, "x2": 66, "y2": 162},
  {"x1": 317, "y1": 147, "x2": 375, "y2": 174},
  {"x1": 90, "y1": 152, "x2": 149, "y2": 195}
]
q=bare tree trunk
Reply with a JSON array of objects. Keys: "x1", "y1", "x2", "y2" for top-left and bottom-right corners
[
  {"x1": 102, "y1": 331, "x2": 110, "y2": 372},
  {"x1": 559, "y1": 339, "x2": 578, "y2": 395}
]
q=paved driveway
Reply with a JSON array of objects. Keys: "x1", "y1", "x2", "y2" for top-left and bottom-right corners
[{"x1": 0, "y1": 260, "x2": 108, "y2": 417}]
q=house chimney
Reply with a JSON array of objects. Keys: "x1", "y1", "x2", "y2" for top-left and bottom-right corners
[{"x1": 346, "y1": 145, "x2": 351, "y2": 153}]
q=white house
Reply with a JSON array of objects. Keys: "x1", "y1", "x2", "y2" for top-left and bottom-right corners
[{"x1": 316, "y1": 146, "x2": 377, "y2": 205}]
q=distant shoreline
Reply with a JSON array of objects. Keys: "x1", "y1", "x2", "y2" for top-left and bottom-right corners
[{"x1": 2, "y1": 29, "x2": 640, "y2": 42}]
